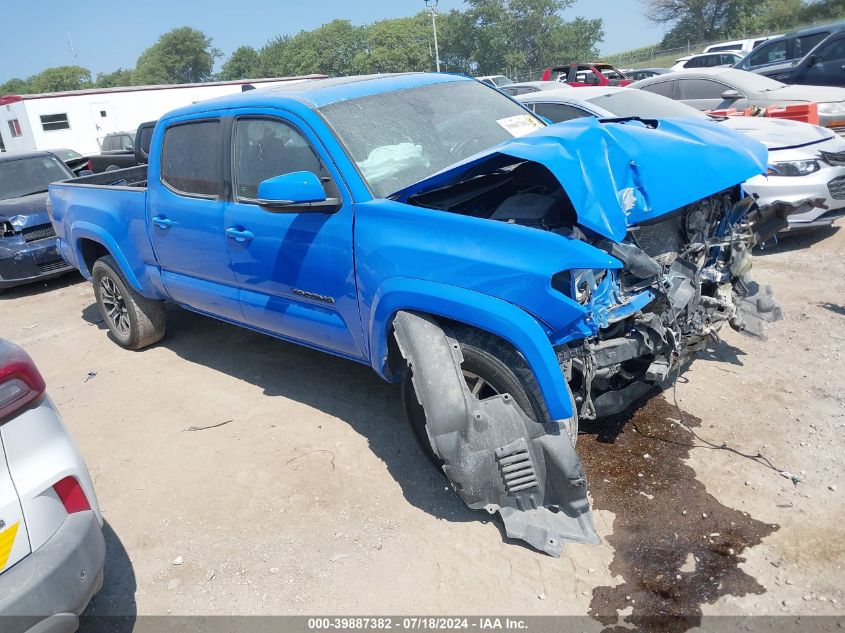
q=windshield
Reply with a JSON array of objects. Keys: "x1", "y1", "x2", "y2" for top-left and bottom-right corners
[
  {"x1": 320, "y1": 80, "x2": 543, "y2": 198},
  {"x1": 0, "y1": 155, "x2": 72, "y2": 201},
  {"x1": 587, "y1": 89, "x2": 711, "y2": 120}
]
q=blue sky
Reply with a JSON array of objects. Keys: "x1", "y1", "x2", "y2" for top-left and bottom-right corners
[{"x1": 0, "y1": 0, "x2": 668, "y2": 83}]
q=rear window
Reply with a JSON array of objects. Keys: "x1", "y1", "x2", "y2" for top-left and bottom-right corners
[{"x1": 160, "y1": 121, "x2": 220, "y2": 197}]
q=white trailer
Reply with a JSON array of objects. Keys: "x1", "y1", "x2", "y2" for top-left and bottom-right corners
[{"x1": 0, "y1": 75, "x2": 325, "y2": 155}]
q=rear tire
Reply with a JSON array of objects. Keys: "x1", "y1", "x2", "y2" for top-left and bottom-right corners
[
  {"x1": 92, "y1": 255, "x2": 165, "y2": 350},
  {"x1": 402, "y1": 326, "x2": 577, "y2": 464}
]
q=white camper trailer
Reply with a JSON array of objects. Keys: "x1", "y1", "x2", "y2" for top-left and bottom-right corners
[{"x1": 0, "y1": 75, "x2": 324, "y2": 155}]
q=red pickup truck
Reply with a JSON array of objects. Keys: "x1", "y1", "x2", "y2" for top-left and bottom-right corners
[{"x1": 541, "y1": 63, "x2": 633, "y2": 87}]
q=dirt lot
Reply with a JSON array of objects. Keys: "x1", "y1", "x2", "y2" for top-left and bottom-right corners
[{"x1": 1, "y1": 223, "x2": 844, "y2": 629}]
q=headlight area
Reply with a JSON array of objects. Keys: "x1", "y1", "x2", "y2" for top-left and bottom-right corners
[
  {"x1": 551, "y1": 268, "x2": 655, "y2": 332},
  {"x1": 767, "y1": 160, "x2": 820, "y2": 177},
  {"x1": 818, "y1": 102, "x2": 845, "y2": 117}
]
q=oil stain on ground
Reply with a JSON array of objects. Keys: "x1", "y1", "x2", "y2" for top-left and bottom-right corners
[{"x1": 578, "y1": 395, "x2": 778, "y2": 633}]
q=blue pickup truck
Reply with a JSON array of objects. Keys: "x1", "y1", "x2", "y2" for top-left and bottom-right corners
[{"x1": 48, "y1": 73, "x2": 786, "y2": 556}]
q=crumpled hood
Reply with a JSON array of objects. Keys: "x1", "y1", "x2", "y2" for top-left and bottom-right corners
[
  {"x1": 0, "y1": 193, "x2": 50, "y2": 230},
  {"x1": 719, "y1": 116, "x2": 836, "y2": 151},
  {"x1": 393, "y1": 117, "x2": 768, "y2": 242}
]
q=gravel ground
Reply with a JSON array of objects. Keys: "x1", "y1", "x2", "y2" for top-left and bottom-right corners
[{"x1": 1, "y1": 222, "x2": 843, "y2": 629}]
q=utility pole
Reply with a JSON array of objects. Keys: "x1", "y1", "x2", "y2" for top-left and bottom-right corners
[{"x1": 425, "y1": 0, "x2": 441, "y2": 73}]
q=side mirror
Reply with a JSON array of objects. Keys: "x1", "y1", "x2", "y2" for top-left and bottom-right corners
[
  {"x1": 721, "y1": 89, "x2": 742, "y2": 100},
  {"x1": 805, "y1": 54, "x2": 819, "y2": 68},
  {"x1": 256, "y1": 171, "x2": 340, "y2": 213},
  {"x1": 126, "y1": 144, "x2": 134, "y2": 151}
]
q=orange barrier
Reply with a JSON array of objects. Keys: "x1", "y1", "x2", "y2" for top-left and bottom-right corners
[
  {"x1": 704, "y1": 103, "x2": 819, "y2": 125},
  {"x1": 764, "y1": 103, "x2": 819, "y2": 125}
]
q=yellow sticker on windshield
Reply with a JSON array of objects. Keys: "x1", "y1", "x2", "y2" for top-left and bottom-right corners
[
  {"x1": 0, "y1": 522, "x2": 19, "y2": 571},
  {"x1": 496, "y1": 115, "x2": 544, "y2": 138}
]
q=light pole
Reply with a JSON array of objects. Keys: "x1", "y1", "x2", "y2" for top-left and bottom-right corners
[{"x1": 425, "y1": 0, "x2": 441, "y2": 73}]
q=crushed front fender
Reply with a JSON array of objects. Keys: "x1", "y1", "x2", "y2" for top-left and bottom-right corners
[{"x1": 393, "y1": 310, "x2": 598, "y2": 557}]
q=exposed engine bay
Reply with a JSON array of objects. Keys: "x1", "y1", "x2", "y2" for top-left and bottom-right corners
[
  {"x1": 391, "y1": 117, "x2": 796, "y2": 557},
  {"x1": 408, "y1": 158, "x2": 790, "y2": 420}
]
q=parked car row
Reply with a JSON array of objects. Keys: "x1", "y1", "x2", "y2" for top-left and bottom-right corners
[{"x1": 516, "y1": 85, "x2": 845, "y2": 232}]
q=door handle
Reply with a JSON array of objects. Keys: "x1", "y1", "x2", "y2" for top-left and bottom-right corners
[
  {"x1": 226, "y1": 227, "x2": 254, "y2": 242},
  {"x1": 152, "y1": 216, "x2": 173, "y2": 229}
]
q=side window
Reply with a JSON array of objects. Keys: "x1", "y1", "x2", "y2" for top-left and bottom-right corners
[
  {"x1": 120, "y1": 135, "x2": 134, "y2": 150},
  {"x1": 678, "y1": 79, "x2": 726, "y2": 99},
  {"x1": 532, "y1": 102, "x2": 592, "y2": 124},
  {"x1": 161, "y1": 120, "x2": 220, "y2": 197},
  {"x1": 102, "y1": 136, "x2": 114, "y2": 151},
  {"x1": 796, "y1": 32, "x2": 829, "y2": 57},
  {"x1": 684, "y1": 57, "x2": 701, "y2": 69},
  {"x1": 233, "y1": 118, "x2": 323, "y2": 201},
  {"x1": 640, "y1": 80, "x2": 675, "y2": 98},
  {"x1": 811, "y1": 34, "x2": 845, "y2": 62},
  {"x1": 749, "y1": 40, "x2": 787, "y2": 66}
]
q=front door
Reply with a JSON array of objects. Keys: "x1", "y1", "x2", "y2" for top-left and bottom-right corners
[
  {"x1": 795, "y1": 33, "x2": 845, "y2": 87},
  {"x1": 147, "y1": 117, "x2": 243, "y2": 321},
  {"x1": 677, "y1": 78, "x2": 748, "y2": 111},
  {"x1": 223, "y1": 112, "x2": 365, "y2": 360},
  {"x1": 89, "y1": 103, "x2": 117, "y2": 149}
]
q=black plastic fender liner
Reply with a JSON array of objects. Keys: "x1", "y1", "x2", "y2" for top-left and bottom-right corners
[{"x1": 392, "y1": 310, "x2": 599, "y2": 557}]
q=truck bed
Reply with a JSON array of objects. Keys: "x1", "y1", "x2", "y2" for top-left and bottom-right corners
[
  {"x1": 59, "y1": 165, "x2": 148, "y2": 189},
  {"x1": 48, "y1": 164, "x2": 157, "y2": 290}
]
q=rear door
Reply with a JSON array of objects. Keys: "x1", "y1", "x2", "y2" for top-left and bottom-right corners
[
  {"x1": 147, "y1": 116, "x2": 244, "y2": 321},
  {"x1": 0, "y1": 445, "x2": 29, "y2": 575},
  {"x1": 223, "y1": 111, "x2": 365, "y2": 359}
]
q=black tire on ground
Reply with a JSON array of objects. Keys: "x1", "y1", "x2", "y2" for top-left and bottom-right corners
[
  {"x1": 91, "y1": 255, "x2": 165, "y2": 350},
  {"x1": 402, "y1": 325, "x2": 577, "y2": 465}
]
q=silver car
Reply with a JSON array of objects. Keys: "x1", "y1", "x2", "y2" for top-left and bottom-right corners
[
  {"x1": 629, "y1": 68, "x2": 845, "y2": 136},
  {"x1": 518, "y1": 86, "x2": 845, "y2": 232},
  {"x1": 0, "y1": 338, "x2": 105, "y2": 633}
]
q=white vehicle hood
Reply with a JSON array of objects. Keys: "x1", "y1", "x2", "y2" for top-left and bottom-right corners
[{"x1": 718, "y1": 116, "x2": 836, "y2": 151}]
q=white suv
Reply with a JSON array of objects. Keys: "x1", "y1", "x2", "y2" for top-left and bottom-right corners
[{"x1": 0, "y1": 338, "x2": 104, "y2": 633}]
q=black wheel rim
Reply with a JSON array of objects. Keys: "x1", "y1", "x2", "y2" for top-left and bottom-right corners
[{"x1": 100, "y1": 276, "x2": 130, "y2": 336}]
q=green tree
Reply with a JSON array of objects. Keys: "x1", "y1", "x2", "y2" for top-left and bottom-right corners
[
  {"x1": 269, "y1": 20, "x2": 366, "y2": 76},
  {"x1": 218, "y1": 46, "x2": 262, "y2": 80},
  {"x1": 799, "y1": 0, "x2": 845, "y2": 22},
  {"x1": 258, "y1": 35, "x2": 292, "y2": 76},
  {"x1": 133, "y1": 27, "x2": 221, "y2": 85},
  {"x1": 0, "y1": 77, "x2": 31, "y2": 95},
  {"x1": 354, "y1": 14, "x2": 432, "y2": 73},
  {"x1": 29, "y1": 66, "x2": 92, "y2": 93},
  {"x1": 457, "y1": 0, "x2": 600, "y2": 75},
  {"x1": 95, "y1": 68, "x2": 134, "y2": 88}
]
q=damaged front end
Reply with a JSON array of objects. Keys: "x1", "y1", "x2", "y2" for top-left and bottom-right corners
[
  {"x1": 567, "y1": 191, "x2": 790, "y2": 420},
  {"x1": 391, "y1": 117, "x2": 784, "y2": 556}
]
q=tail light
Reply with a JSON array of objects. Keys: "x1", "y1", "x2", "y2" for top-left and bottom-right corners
[
  {"x1": 0, "y1": 340, "x2": 46, "y2": 421},
  {"x1": 53, "y1": 476, "x2": 91, "y2": 514},
  {"x1": 86, "y1": 159, "x2": 93, "y2": 172}
]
